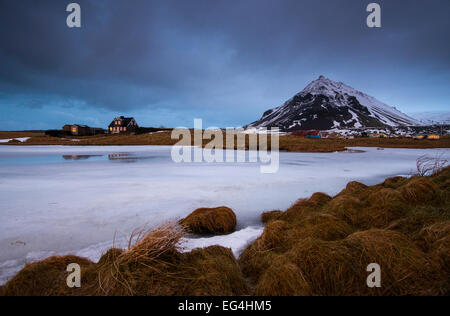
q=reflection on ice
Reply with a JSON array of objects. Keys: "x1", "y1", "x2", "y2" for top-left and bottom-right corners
[{"x1": 62, "y1": 155, "x2": 103, "y2": 160}]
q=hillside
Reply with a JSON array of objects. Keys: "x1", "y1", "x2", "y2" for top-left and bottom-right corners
[{"x1": 247, "y1": 76, "x2": 420, "y2": 131}]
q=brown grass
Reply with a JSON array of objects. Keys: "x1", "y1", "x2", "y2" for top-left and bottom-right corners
[
  {"x1": 432, "y1": 236, "x2": 450, "y2": 274},
  {"x1": 180, "y1": 207, "x2": 237, "y2": 235},
  {"x1": 287, "y1": 237, "x2": 362, "y2": 295},
  {"x1": 327, "y1": 195, "x2": 363, "y2": 226},
  {"x1": 261, "y1": 210, "x2": 283, "y2": 223},
  {"x1": 2, "y1": 130, "x2": 449, "y2": 153},
  {"x1": 338, "y1": 181, "x2": 368, "y2": 196},
  {"x1": 239, "y1": 167, "x2": 450, "y2": 295},
  {"x1": 399, "y1": 177, "x2": 441, "y2": 204},
  {"x1": 254, "y1": 256, "x2": 311, "y2": 296},
  {"x1": 382, "y1": 176, "x2": 408, "y2": 189},
  {"x1": 2, "y1": 222, "x2": 249, "y2": 296},
  {"x1": 345, "y1": 229, "x2": 442, "y2": 295},
  {"x1": 292, "y1": 214, "x2": 354, "y2": 241},
  {"x1": 280, "y1": 193, "x2": 332, "y2": 222},
  {"x1": 417, "y1": 221, "x2": 450, "y2": 247},
  {"x1": 1, "y1": 255, "x2": 94, "y2": 296}
]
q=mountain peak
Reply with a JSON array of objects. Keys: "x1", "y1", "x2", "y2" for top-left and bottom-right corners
[{"x1": 246, "y1": 76, "x2": 421, "y2": 130}]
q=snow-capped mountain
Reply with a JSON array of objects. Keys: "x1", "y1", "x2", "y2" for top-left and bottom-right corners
[
  {"x1": 408, "y1": 111, "x2": 450, "y2": 125},
  {"x1": 246, "y1": 76, "x2": 420, "y2": 131}
]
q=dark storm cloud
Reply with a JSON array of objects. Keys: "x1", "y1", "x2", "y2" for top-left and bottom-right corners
[{"x1": 0, "y1": 0, "x2": 449, "y2": 129}]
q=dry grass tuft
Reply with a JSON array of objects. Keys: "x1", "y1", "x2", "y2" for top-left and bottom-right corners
[
  {"x1": 399, "y1": 178, "x2": 441, "y2": 204},
  {"x1": 240, "y1": 169, "x2": 449, "y2": 296},
  {"x1": 417, "y1": 221, "x2": 450, "y2": 248},
  {"x1": 327, "y1": 195, "x2": 362, "y2": 226},
  {"x1": 238, "y1": 241, "x2": 276, "y2": 286},
  {"x1": 344, "y1": 229, "x2": 441, "y2": 295},
  {"x1": 3, "y1": 222, "x2": 249, "y2": 296},
  {"x1": 432, "y1": 236, "x2": 450, "y2": 274},
  {"x1": 352, "y1": 188, "x2": 408, "y2": 228},
  {"x1": 308, "y1": 192, "x2": 333, "y2": 206},
  {"x1": 1, "y1": 255, "x2": 94, "y2": 296},
  {"x1": 287, "y1": 238, "x2": 362, "y2": 295},
  {"x1": 293, "y1": 214, "x2": 354, "y2": 241},
  {"x1": 259, "y1": 220, "x2": 290, "y2": 251},
  {"x1": 280, "y1": 193, "x2": 331, "y2": 222},
  {"x1": 261, "y1": 210, "x2": 283, "y2": 223},
  {"x1": 367, "y1": 188, "x2": 404, "y2": 205},
  {"x1": 98, "y1": 248, "x2": 124, "y2": 266},
  {"x1": 182, "y1": 246, "x2": 249, "y2": 296},
  {"x1": 338, "y1": 181, "x2": 368, "y2": 196},
  {"x1": 254, "y1": 256, "x2": 311, "y2": 296},
  {"x1": 180, "y1": 206, "x2": 236, "y2": 235},
  {"x1": 382, "y1": 176, "x2": 408, "y2": 189},
  {"x1": 416, "y1": 155, "x2": 448, "y2": 177}
]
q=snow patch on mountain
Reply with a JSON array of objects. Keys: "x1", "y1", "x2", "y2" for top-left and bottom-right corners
[
  {"x1": 409, "y1": 111, "x2": 450, "y2": 125},
  {"x1": 247, "y1": 76, "x2": 420, "y2": 131}
]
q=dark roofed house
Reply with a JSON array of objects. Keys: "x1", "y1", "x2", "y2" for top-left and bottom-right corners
[
  {"x1": 63, "y1": 124, "x2": 105, "y2": 136},
  {"x1": 109, "y1": 116, "x2": 139, "y2": 134}
]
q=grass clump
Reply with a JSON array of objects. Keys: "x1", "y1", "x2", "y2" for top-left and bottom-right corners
[
  {"x1": 254, "y1": 256, "x2": 311, "y2": 296},
  {"x1": 292, "y1": 214, "x2": 354, "y2": 241},
  {"x1": 261, "y1": 210, "x2": 283, "y2": 223},
  {"x1": 2, "y1": 223, "x2": 249, "y2": 296},
  {"x1": 327, "y1": 195, "x2": 363, "y2": 226},
  {"x1": 280, "y1": 193, "x2": 332, "y2": 222},
  {"x1": 240, "y1": 167, "x2": 450, "y2": 295},
  {"x1": 345, "y1": 229, "x2": 441, "y2": 295},
  {"x1": 399, "y1": 177, "x2": 441, "y2": 204},
  {"x1": 183, "y1": 246, "x2": 248, "y2": 296},
  {"x1": 287, "y1": 238, "x2": 362, "y2": 295},
  {"x1": 382, "y1": 176, "x2": 408, "y2": 189},
  {"x1": 1, "y1": 255, "x2": 94, "y2": 296},
  {"x1": 338, "y1": 181, "x2": 368, "y2": 196},
  {"x1": 97, "y1": 248, "x2": 124, "y2": 266},
  {"x1": 180, "y1": 206, "x2": 236, "y2": 235}
]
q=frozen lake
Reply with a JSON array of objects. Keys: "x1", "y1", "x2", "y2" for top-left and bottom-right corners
[{"x1": 0, "y1": 145, "x2": 449, "y2": 284}]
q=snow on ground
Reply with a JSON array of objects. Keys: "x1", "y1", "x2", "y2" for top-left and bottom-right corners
[
  {"x1": 181, "y1": 226, "x2": 264, "y2": 257},
  {"x1": 0, "y1": 137, "x2": 30, "y2": 143},
  {"x1": 0, "y1": 145, "x2": 449, "y2": 284}
]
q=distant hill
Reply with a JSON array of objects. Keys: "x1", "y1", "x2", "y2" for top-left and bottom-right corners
[
  {"x1": 409, "y1": 111, "x2": 450, "y2": 125},
  {"x1": 246, "y1": 76, "x2": 420, "y2": 131}
]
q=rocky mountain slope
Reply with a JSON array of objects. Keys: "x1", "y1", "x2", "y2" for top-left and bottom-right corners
[{"x1": 246, "y1": 76, "x2": 420, "y2": 131}]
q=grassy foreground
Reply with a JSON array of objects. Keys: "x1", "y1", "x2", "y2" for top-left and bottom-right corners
[
  {"x1": 1, "y1": 168, "x2": 449, "y2": 296},
  {"x1": 1, "y1": 131, "x2": 449, "y2": 152}
]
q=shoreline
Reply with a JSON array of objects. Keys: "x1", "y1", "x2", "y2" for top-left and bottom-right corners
[
  {"x1": 0, "y1": 131, "x2": 449, "y2": 153},
  {"x1": 1, "y1": 167, "x2": 449, "y2": 295}
]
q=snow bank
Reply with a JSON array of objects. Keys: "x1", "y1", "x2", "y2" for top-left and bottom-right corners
[
  {"x1": 0, "y1": 137, "x2": 30, "y2": 143},
  {"x1": 181, "y1": 226, "x2": 264, "y2": 257}
]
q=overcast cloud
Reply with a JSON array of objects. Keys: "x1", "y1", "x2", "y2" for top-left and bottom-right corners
[{"x1": 0, "y1": 0, "x2": 449, "y2": 129}]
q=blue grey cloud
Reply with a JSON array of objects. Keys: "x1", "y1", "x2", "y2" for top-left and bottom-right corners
[{"x1": 0, "y1": 0, "x2": 449, "y2": 129}]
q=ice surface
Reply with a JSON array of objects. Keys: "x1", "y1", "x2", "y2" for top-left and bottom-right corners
[{"x1": 0, "y1": 145, "x2": 449, "y2": 284}]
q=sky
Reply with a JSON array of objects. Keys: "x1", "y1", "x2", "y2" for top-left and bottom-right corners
[{"x1": 0, "y1": 0, "x2": 449, "y2": 130}]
